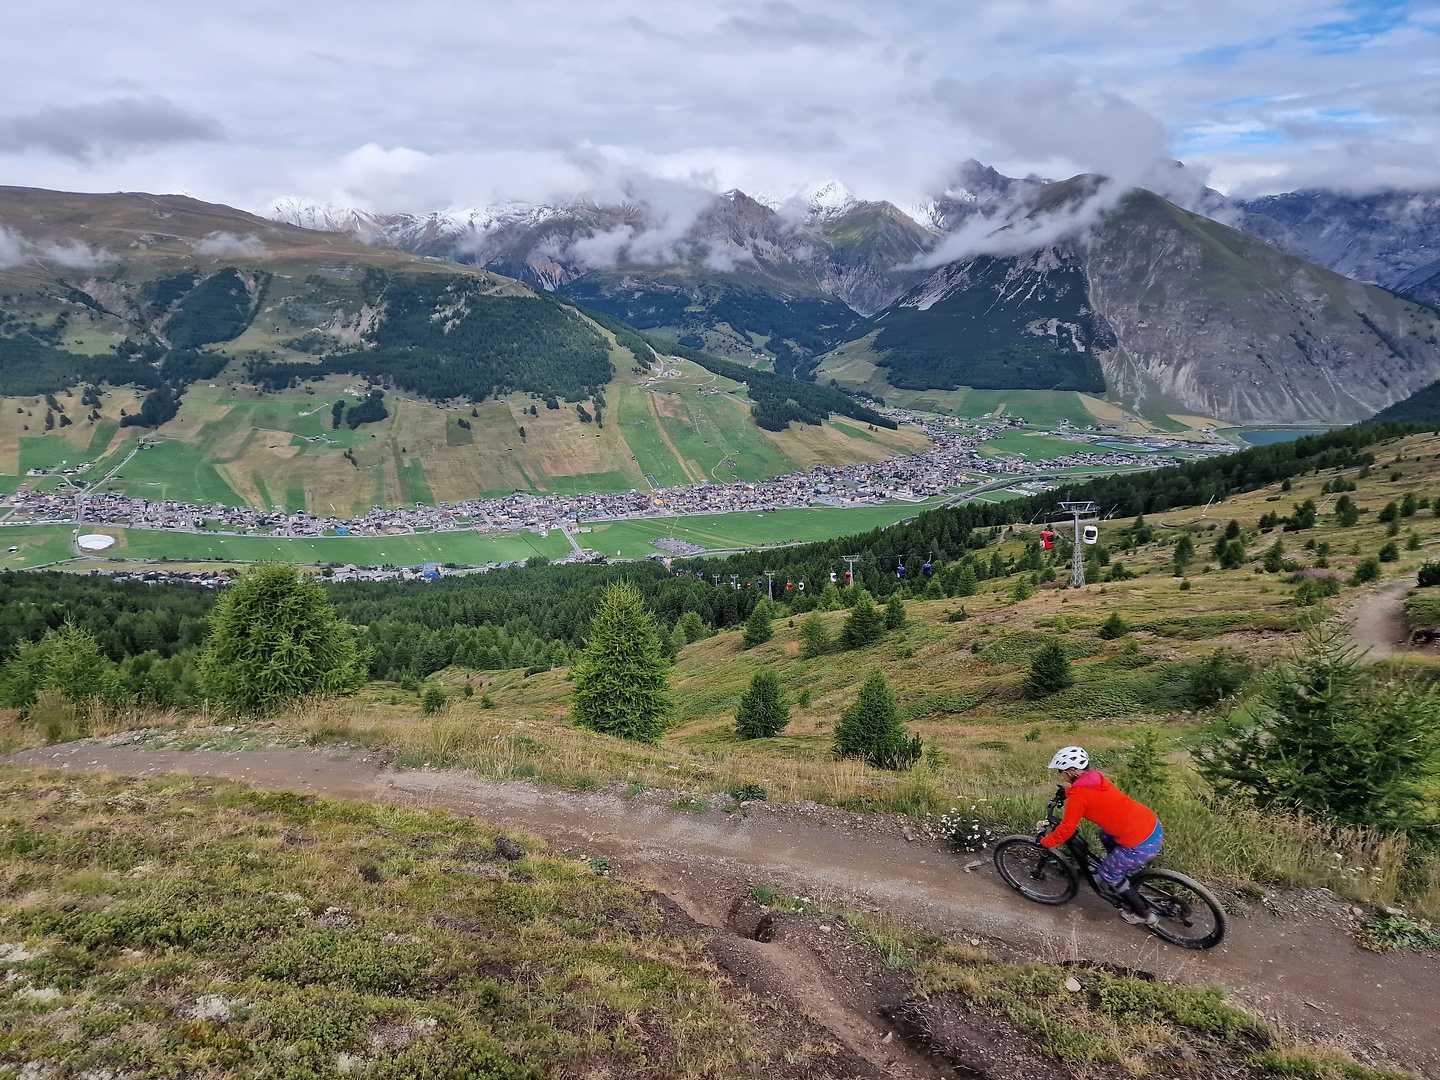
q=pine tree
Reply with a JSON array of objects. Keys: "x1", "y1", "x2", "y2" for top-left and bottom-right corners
[
  {"x1": 677, "y1": 611, "x2": 708, "y2": 643},
  {"x1": 1120, "y1": 728, "x2": 1168, "y2": 804},
  {"x1": 833, "y1": 670, "x2": 921, "y2": 770},
  {"x1": 1172, "y1": 533, "x2": 1194, "y2": 575},
  {"x1": 839, "y1": 590, "x2": 886, "y2": 650},
  {"x1": 570, "y1": 582, "x2": 672, "y2": 742},
  {"x1": 799, "y1": 611, "x2": 832, "y2": 658},
  {"x1": 742, "y1": 602, "x2": 774, "y2": 648},
  {"x1": 667, "y1": 623, "x2": 688, "y2": 662},
  {"x1": 1025, "y1": 641, "x2": 1074, "y2": 698},
  {"x1": 1262, "y1": 539, "x2": 1286, "y2": 573},
  {"x1": 883, "y1": 592, "x2": 907, "y2": 630},
  {"x1": 198, "y1": 564, "x2": 367, "y2": 715},
  {"x1": 1096, "y1": 613, "x2": 1129, "y2": 639},
  {"x1": 1198, "y1": 628, "x2": 1440, "y2": 831},
  {"x1": 420, "y1": 685, "x2": 447, "y2": 714},
  {"x1": 735, "y1": 668, "x2": 790, "y2": 739},
  {"x1": 952, "y1": 563, "x2": 978, "y2": 597},
  {"x1": 2, "y1": 623, "x2": 123, "y2": 713}
]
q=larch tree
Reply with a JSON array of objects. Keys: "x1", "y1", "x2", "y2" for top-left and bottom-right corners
[
  {"x1": 735, "y1": 668, "x2": 789, "y2": 739},
  {"x1": 833, "y1": 670, "x2": 921, "y2": 770},
  {"x1": 570, "y1": 581, "x2": 672, "y2": 743},
  {"x1": 198, "y1": 563, "x2": 368, "y2": 716}
]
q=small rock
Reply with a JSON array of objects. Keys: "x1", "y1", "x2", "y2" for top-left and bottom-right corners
[
  {"x1": 1384, "y1": 907, "x2": 1405, "y2": 916},
  {"x1": 902, "y1": 829, "x2": 918, "y2": 842},
  {"x1": 1063, "y1": 977, "x2": 1082, "y2": 993},
  {"x1": 968, "y1": 938, "x2": 981, "y2": 947},
  {"x1": 188, "y1": 994, "x2": 233, "y2": 1021},
  {"x1": 881, "y1": 1031, "x2": 894, "y2": 1044}
]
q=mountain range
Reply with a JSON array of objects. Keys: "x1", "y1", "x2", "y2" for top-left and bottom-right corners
[{"x1": 267, "y1": 165, "x2": 1440, "y2": 425}]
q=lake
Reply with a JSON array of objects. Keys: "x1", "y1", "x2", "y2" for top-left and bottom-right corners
[{"x1": 1236, "y1": 428, "x2": 1328, "y2": 446}]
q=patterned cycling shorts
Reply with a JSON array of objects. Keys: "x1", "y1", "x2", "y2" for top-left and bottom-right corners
[{"x1": 1096, "y1": 822, "x2": 1163, "y2": 886}]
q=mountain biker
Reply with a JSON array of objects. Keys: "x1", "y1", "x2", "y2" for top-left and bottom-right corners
[{"x1": 1038, "y1": 746, "x2": 1162, "y2": 926}]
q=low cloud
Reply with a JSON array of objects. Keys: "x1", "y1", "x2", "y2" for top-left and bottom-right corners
[
  {"x1": 0, "y1": 228, "x2": 26, "y2": 268},
  {"x1": 0, "y1": 227, "x2": 114, "y2": 269},
  {"x1": 0, "y1": 96, "x2": 221, "y2": 162},
  {"x1": 559, "y1": 173, "x2": 723, "y2": 270},
  {"x1": 906, "y1": 176, "x2": 1127, "y2": 270},
  {"x1": 35, "y1": 239, "x2": 115, "y2": 270},
  {"x1": 193, "y1": 231, "x2": 268, "y2": 257}
]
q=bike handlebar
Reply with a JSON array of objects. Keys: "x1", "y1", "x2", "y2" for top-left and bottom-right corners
[{"x1": 1045, "y1": 785, "x2": 1066, "y2": 825}]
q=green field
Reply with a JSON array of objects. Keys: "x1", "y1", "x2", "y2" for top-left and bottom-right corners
[
  {"x1": 0, "y1": 525, "x2": 81, "y2": 569},
  {"x1": 108, "y1": 527, "x2": 573, "y2": 566},
  {"x1": 2, "y1": 500, "x2": 953, "y2": 569},
  {"x1": 1, "y1": 499, "x2": 951, "y2": 569},
  {"x1": 580, "y1": 500, "x2": 946, "y2": 557},
  {"x1": 976, "y1": 429, "x2": 1089, "y2": 461}
]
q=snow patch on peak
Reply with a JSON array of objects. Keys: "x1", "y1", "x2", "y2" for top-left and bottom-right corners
[
  {"x1": 265, "y1": 197, "x2": 380, "y2": 236},
  {"x1": 799, "y1": 178, "x2": 857, "y2": 218}
]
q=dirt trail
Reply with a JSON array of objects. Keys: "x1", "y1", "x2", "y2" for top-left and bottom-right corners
[
  {"x1": 8, "y1": 743, "x2": 1439, "y2": 1075},
  {"x1": 1346, "y1": 578, "x2": 1418, "y2": 659}
]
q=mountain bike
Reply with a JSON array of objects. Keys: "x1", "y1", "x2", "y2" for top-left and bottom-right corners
[{"x1": 991, "y1": 786, "x2": 1227, "y2": 950}]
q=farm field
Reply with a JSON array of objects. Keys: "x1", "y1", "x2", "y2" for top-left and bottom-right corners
[
  {"x1": 0, "y1": 360, "x2": 929, "y2": 513},
  {"x1": 579, "y1": 499, "x2": 947, "y2": 557}
]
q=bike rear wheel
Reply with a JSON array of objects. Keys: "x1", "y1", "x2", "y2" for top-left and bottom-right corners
[
  {"x1": 1131, "y1": 869, "x2": 1227, "y2": 949},
  {"x1": 992, "y1": 836, "x2": 1078, "y2": 905}
]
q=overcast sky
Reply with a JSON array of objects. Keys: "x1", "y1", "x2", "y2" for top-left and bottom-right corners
[{"x1": 0, "y1": 0, "x2": 1435, "y2": 214}]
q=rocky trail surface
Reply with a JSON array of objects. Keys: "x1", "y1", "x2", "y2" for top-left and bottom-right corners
[{"x1": 6, "y1": 742, "x2": 1438, "y2": 1076}]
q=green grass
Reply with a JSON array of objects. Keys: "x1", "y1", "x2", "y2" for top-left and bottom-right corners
[
  {"x1": 98, "y1": 526, "x2": 575, "y2": 567},
  {"x1": 0, "y1": 769, "x2": 786, "y2": 1079},
  {"x1": 0, "y1": 525, "x2": 78, "y2": 569},
  {"x1": 109, "y1": 440, "x2": 246, "y2": 506},
  {"x1": 977, "y1": 429, "x2": 1092, "y2": 461},
  {"x1": 582, "y1": 501, "x2": 945, "y2": 556}
]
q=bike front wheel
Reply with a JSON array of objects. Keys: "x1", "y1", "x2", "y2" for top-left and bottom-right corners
[
  {"x1": 992, "y1": 835, "x2": 1078, "y2": 905},
  {"x1": 1132, "y1": 868, "x2": 1227, "y2": 949}
]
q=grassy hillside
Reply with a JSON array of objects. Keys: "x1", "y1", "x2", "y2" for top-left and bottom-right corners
[
  {"x1": 0, "y1": 362, "x2": 926, "y2": 512},
  {"x1": 221, "y1": 428, "x2": 1440, "y2": 917},
  {"x1": 0, "y1": 767, "x2": 1410, "y2": 1080},
  {"x1": 0, "y1": 768, "x2": 868, "y2": 1079},
  {"x1": 816, "y1": 334, "x2": 1222, "y2": 435}
]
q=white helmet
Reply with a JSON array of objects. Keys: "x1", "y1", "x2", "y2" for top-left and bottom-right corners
[{"x1": 1047, "y1": 746, "x2": 1089, "y2": 771}]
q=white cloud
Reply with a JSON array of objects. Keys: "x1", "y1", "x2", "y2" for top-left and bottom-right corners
[
  {"x1": 0, "y1": 227, "x2": 114, "y2": 269},
  {"x1": 193, "y1": 231, "x2": 268, "y2": 257},
  {"x1": 0, "y1": 0, "x2": 1433, "y2": 215},
  {"x1": 0, "y1": 227, "x2": 26, "y2": 268}
]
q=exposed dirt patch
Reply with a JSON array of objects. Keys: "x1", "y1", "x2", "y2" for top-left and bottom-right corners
[{"x1": 1345, "y1": 578, "x2": 1424, "y2": 659}]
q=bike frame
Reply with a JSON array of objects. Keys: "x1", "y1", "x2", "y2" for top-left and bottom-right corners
[{"x1": 1041, "y1": 786, "x2": 1111, "y2": 897}]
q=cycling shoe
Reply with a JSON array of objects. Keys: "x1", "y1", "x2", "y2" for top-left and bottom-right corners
[{"x1": 1119, "y1": 908, "x2": 1160, "y2": 926}]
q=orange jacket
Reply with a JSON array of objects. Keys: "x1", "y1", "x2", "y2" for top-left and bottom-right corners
[{"x1": 1040, "y1": 770, "x2": 1158, "y2": 849}]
